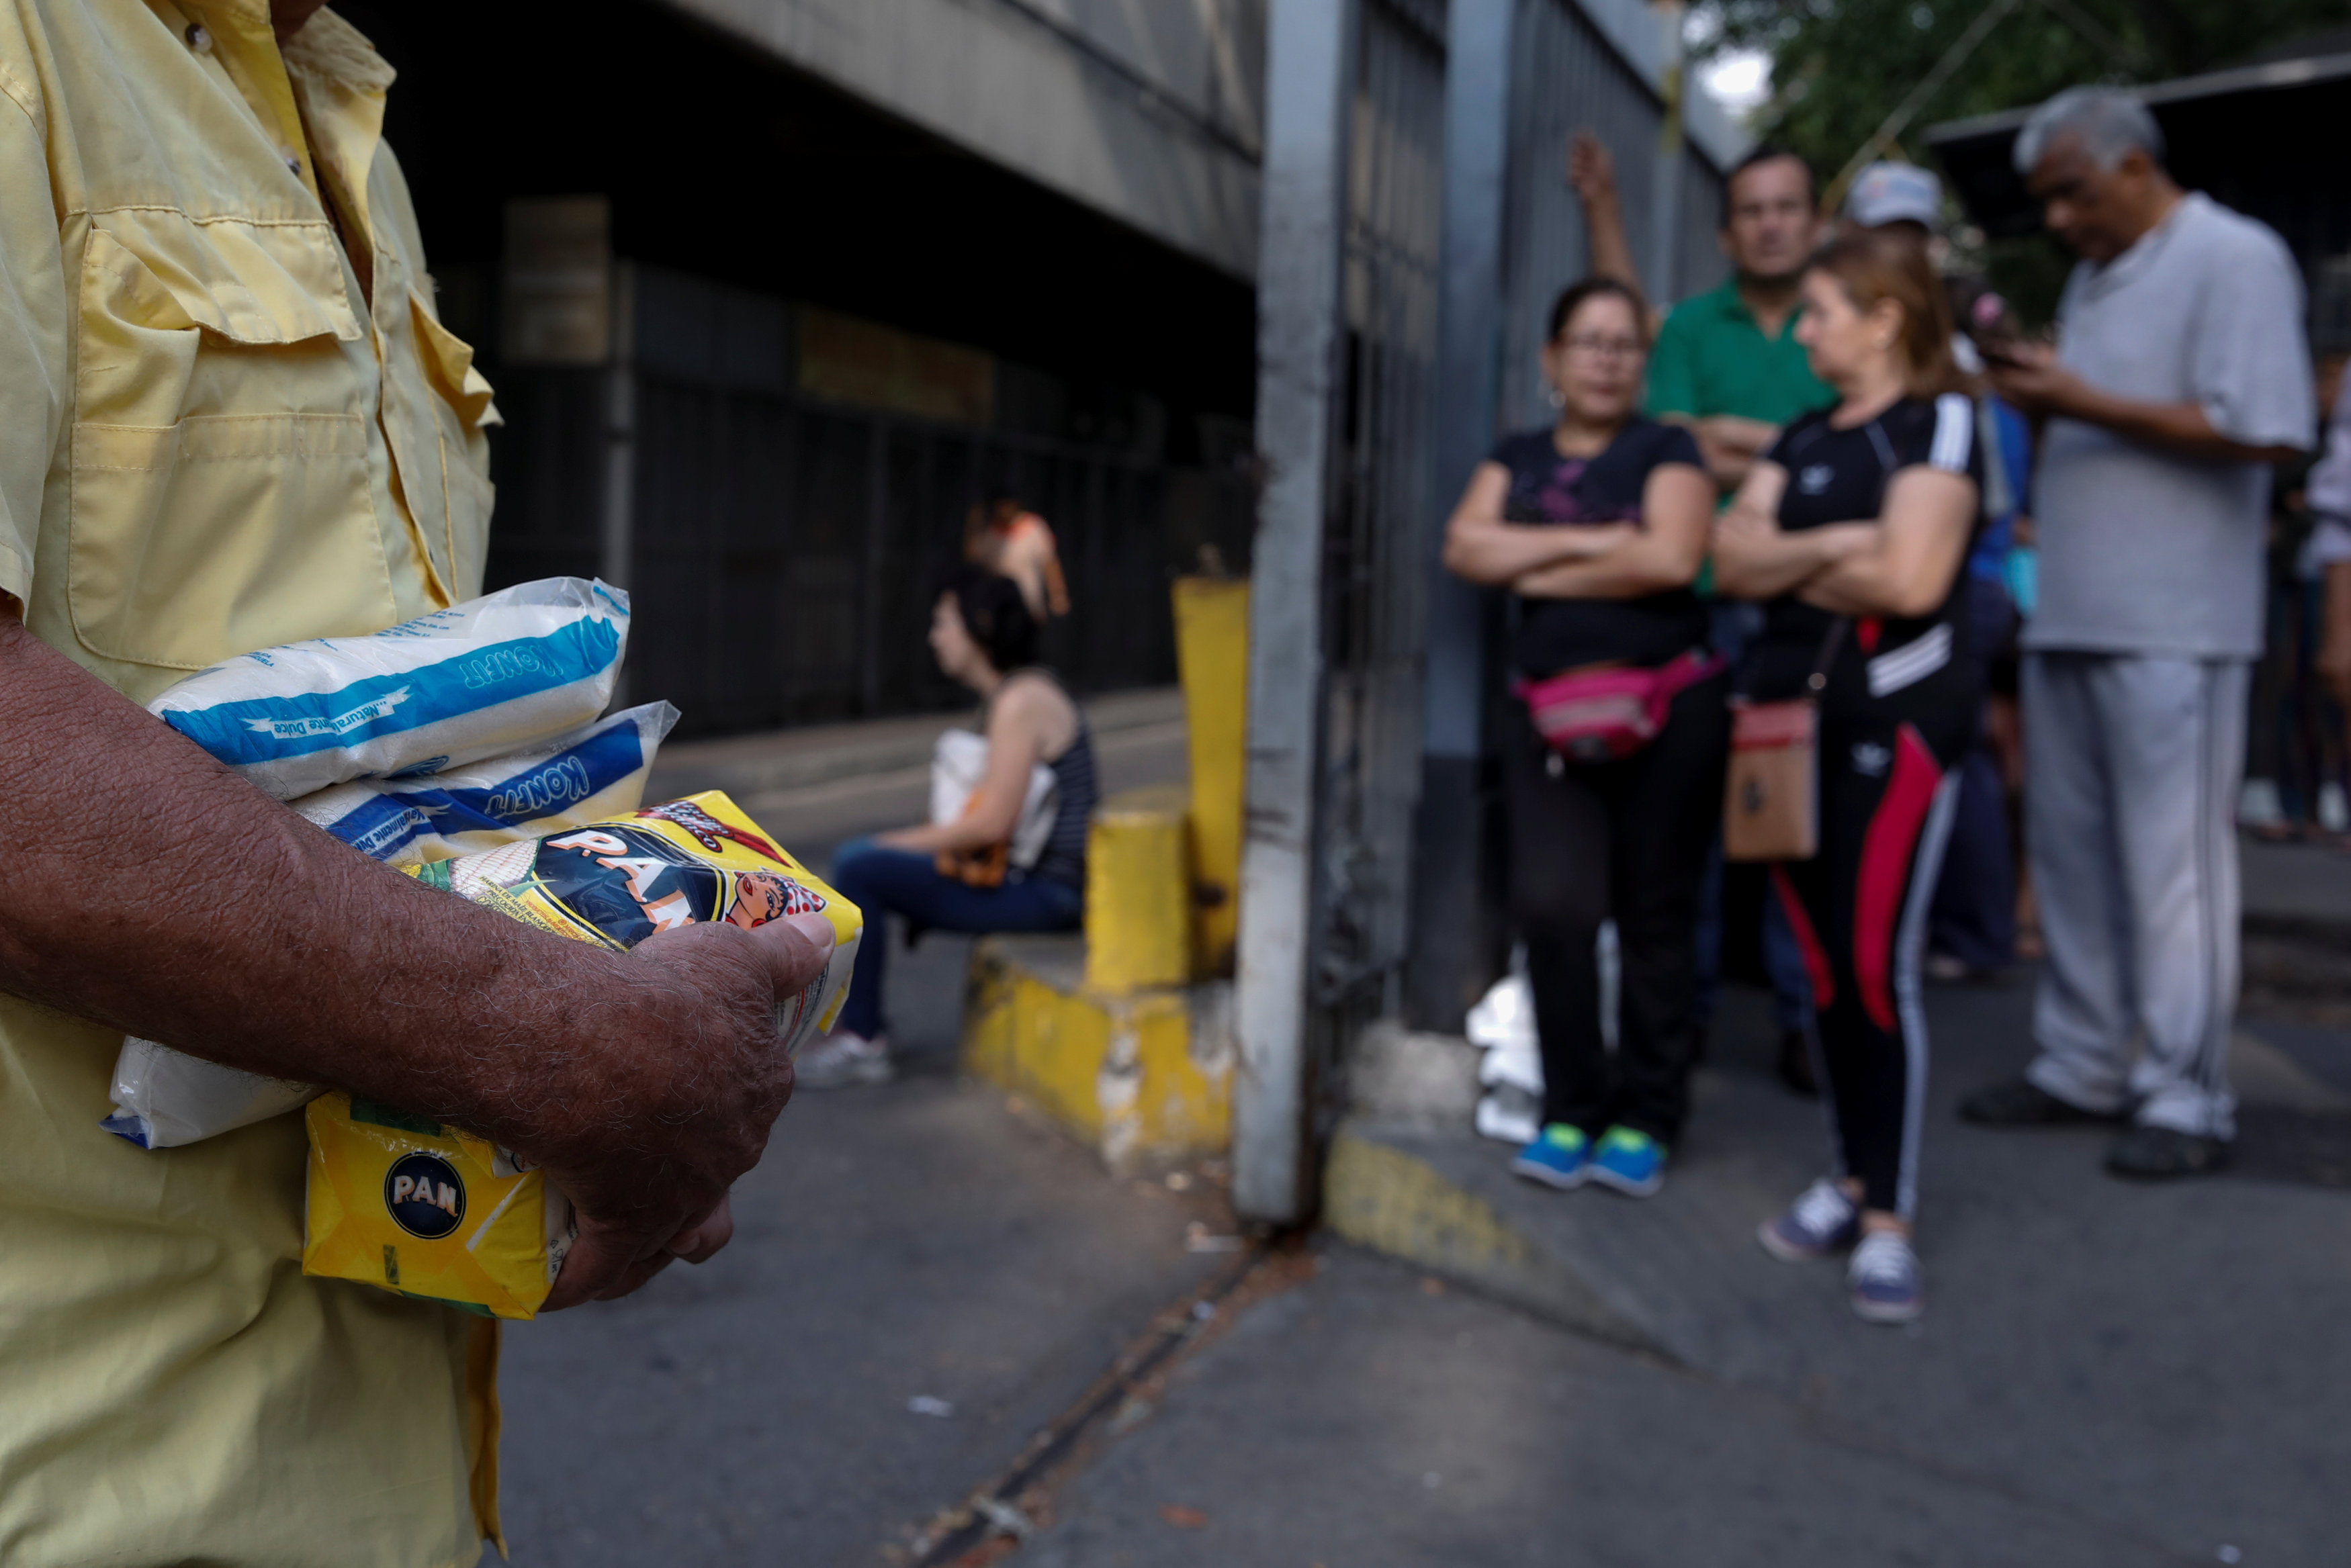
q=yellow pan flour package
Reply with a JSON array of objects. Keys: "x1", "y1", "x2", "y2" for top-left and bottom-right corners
[
  {"x1": 302, "y1": 790, "x2": 862, "y2": 1318},
  {"x1": 304, "y1": 1094, "x2": 576, "y2": 1320}
]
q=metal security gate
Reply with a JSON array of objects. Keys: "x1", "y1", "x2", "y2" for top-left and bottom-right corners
[
  {"x1": 1317, "y1": 0, "x2": 1449, "y2": 1008},
  {"x1": 1498, "y1": 0, "x2": 1731, "y2": 431},
  {"x1": 483, "y1": 267, "x2": 1254, "y2": 738},
  {"x1": 1237, "y1": 0, "x2": 1744, "y2": 1222},
  {"x1": 1405, "y1": 0, "x2": 1738, "y2": 1031}
]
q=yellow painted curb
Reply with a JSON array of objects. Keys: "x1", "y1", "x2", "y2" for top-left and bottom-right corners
[
  {"x1": 963, "y1": 935, "x2": 1232, "y2": 1175},
  {"x1": 1085, "y1": 786, "x2": 1193, "y2": 994},
  {"x1": 1173, "y1": 576, "x2": 1248, "y2": 976},
  {"x1": 1323, "y1": 1123, "x2": 1661, "y2": 1354}
]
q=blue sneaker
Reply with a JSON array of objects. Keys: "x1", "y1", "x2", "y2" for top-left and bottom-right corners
[
  {"x1": 1511, "y1": 1124, "x2": 1591, "y2": 1190},
  {"x1": 1587, "y1": 1125, "x2": 1667, "y2": 1197},
  {"x1": 1757, "y1": 1178, "x2": 1861, "y2": 1262},
  {"x1": 1847, "y1": 1231, "x2": 1924, "y2": 1324}
]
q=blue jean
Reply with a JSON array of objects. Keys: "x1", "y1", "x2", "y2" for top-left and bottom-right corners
[{"x1": 827, "y1": 837, "x2": 1083, "y2": 1041}]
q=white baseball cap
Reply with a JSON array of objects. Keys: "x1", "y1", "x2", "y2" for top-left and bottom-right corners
[{"x1": 1844, "y1": 162, "x2": 1943, "y2": 232}]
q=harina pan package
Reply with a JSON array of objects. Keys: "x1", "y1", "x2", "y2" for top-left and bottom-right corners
[{"x1": 303, "y1": 790, "x2": 863, "y2": 1319}]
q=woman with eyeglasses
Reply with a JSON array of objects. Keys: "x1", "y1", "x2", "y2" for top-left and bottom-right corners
[
  {"x1": 1443, "y1": 278, "x2": 1726, "y2": 1200},
  {"x1": 1711, "y1": 230, "x2": 1986, "y2": 1325}
]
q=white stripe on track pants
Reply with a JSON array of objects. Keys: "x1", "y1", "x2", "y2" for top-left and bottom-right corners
[{"x1": 2021, "y1": 651, "x2": 2247, "y2": 1140}]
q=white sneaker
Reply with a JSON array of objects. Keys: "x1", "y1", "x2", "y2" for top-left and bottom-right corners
[
  {"x1": 1847, "y1": 1230, "x2": 1924, "y2": 1324},
  {"x1": 797, "y1": 1030, "x2": 894, "y2": 1090}
]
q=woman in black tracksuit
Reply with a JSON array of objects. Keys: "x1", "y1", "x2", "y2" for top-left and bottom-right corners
[{"x1": 1713, "y1": 230, "x2": 1985, "y2": 1325}]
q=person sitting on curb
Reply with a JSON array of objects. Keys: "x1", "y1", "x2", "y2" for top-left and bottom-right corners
[{"x1": 800, "y1": 569, "x2": 1097, "y2": 1088}]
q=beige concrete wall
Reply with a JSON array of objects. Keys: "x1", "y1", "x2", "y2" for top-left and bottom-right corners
[{"x1": 660, "y1": 0, "x2": 1265, "y2": 278}]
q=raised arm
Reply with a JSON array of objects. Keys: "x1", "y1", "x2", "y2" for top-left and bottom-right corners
[
  {"x1": 1509, "y1": 462, "x2": 1714, "y2": 599},
  {"x1": 1568, "y1": 132, "x2": 1643, "y2": 302},
  {"x1": 0, "y1": 606, "x2": 833, "y2": 1310},
  {"x1": 1442, "y1": 461, "x2": 1636, "y2": 585}
]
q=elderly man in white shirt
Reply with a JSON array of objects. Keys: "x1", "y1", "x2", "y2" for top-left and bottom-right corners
[{"x1": 1959, "y1": 88, "x2": 2315, "y2": 1178}]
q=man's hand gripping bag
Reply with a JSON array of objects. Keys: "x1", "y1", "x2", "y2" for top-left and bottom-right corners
[{"x1": 302, "y1": 791, "x2": 862, "y2": 1318}]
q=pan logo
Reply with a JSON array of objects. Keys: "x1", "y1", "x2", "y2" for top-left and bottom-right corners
[{"x1": 384, "y1": 1152, "x2": 466, "y2": 1239}]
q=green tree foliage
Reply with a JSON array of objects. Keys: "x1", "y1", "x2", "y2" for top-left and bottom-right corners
[
  {"x1": 1695, "y1": 0, "x2": 2340, "y2": 320},
  {"x1": 1701, "y1": 0, "x2": 2341, "y2": 177}
]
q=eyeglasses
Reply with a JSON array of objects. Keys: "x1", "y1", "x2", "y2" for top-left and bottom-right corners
[{"x1": 1562, "y1": 334, "x2": 1643, "y2": 359}]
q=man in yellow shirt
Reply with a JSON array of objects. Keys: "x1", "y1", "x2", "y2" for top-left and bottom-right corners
[{"x1": 0, "y1": 2, "x2": 832, "y2": 1563}]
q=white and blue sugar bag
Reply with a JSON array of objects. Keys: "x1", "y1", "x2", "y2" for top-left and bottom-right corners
[
  {"x1": 149, "y1": 578, "x2": 630, "y2": 801},
  {"x1": 288, "y1": 701, "x2": 680, "y2": 867},
  {"x1": 106, "y1": 585, "x2": 660, "y2": 1150},
  {"x1": 102, "y1": 702, "x2": 680, "y2": 1149}
]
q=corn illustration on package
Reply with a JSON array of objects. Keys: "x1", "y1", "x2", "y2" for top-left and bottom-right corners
[{"x1": 302, "y1": 791, "x2": 862, "y2": 1318}]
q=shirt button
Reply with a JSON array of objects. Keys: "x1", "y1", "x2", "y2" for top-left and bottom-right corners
[
  {"x1": 283, "y1": 150, "x2": 304, "y2": 176},
  {"x1": 185, "y1": 21, "x2": 212, "y2": 51}
]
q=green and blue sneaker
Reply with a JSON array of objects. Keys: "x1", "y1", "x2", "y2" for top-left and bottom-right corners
[
  {"x1": 1587, "y1": 1125, "x2": 1667, "y2": 1197},
  {"x1": 1511, "y1": 1123, "x2": 1592, "y2": 1190}
]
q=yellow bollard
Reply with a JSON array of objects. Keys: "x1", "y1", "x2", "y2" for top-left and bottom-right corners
[
  {"x1": 1084, "y1": 784, "x2": 1193, "y2": 993},
  {"x1": 1172, "y1": 576, "x2": 1249, "y2": 976}
]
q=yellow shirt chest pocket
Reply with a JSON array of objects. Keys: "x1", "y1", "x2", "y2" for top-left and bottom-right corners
[{"x1": 69, "y1": 212, "x2": 399, "y2": 672}]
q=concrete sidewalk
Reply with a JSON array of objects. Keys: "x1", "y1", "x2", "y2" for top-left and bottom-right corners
[
  {"x1": 498, "y1": 691, "x2": 1204, "y2": 1567},
  {"x1": 1329, "y1": 972, "x2": 2351, "y2": 1564}
]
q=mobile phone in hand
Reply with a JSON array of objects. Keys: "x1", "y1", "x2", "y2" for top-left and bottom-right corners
[{"x1": 1967, "y1": 291, "x2": 2027, "y2": 365}]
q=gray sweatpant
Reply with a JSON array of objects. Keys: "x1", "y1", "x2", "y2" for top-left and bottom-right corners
[{"x1": 2021, "y1": 652, "x2": 2247, "y2": 1139}]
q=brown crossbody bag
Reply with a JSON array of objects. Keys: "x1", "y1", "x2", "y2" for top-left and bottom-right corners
[{"x1": 1722, "y1": 617, "x2": 1847, "y2": 863}]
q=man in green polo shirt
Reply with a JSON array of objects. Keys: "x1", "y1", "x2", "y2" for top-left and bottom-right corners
[
  {"x1": 1644, "y1": 146, "x2": 1833, "y2": 486},
  {"x1": 1566, "y1": 136, "x2": 1834, "y2": 1093}
]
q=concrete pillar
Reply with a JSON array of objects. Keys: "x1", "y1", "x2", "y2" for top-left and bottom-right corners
[
  {"x1": 1403, "y1": 0, "x2": 1513, "y2": 1033},
  {"x1": 1231, "y1": 0, "x2": 1356, "y2": 1227}
]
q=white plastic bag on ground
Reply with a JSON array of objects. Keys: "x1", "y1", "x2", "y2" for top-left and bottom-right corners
[
  {"x1": 1466, "y1": 925, "x2": 1622, "y2": 1144},
  {"x1": 1467, "y1": 970, "x2": 1542, "y2": 1145},
  {"x1": 106, "y1": 587, "x2": 658, "y2": 1150},
  {"x1": 149, "y1": 578, "x2": 629, "y2": 801},
  {"x1": 288, "y1": 702, "x2": 680, "y2": 867},
  {"x1": 928, "y1": 728, "x2": 1059, "y2": 869}
]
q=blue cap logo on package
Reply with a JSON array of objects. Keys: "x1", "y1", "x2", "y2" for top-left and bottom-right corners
[{"x1": 385, "y1": 1152, "x2": 468, "y2": 1239}]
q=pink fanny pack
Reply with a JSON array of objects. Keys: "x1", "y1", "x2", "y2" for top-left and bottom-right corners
[{"x1": 1513, "y1": 648, "x2": 1724, "y2": 762}]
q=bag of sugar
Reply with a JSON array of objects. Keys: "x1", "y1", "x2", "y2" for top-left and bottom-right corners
[{"x1": 150, "y1": 578, "x2": 630, "y2": 802}]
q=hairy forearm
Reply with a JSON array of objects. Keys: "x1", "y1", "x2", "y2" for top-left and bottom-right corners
[
  {"x1": 0, "y1": 614, "x2": 666, "y2": 1162},
  {"x1": 2059, "y1": 387, "x2": 2300, "y2": 463}
]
